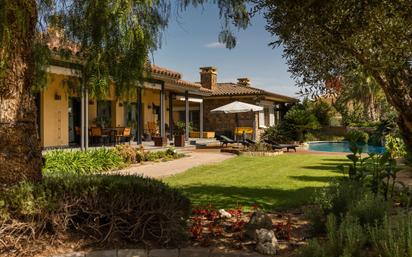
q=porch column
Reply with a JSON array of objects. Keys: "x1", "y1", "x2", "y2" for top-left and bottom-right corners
[
  {"x1": 185, "y1": 90, "x2": 189, "y2": 141},
  {"x1": 84, "y1": 88, "x2": 89, "y2": 150},
  {"x1": 80, "y1": 85, "x2": 85, "y2": 151},
  {"x1": 199, "y1": 100, "x2": 204, "y2": 138},
  {"x1": 253, "y1": 112, "x2": 257, "y2": 141},
  {"x1": 160, "y1": 83, "x2": 166, "y2": 138},
  {"x1": 136, "y1": 87, "x2": 143, "y2": 144},
  {"x1": 169, "y1": 92, "x2": 174, "y2": 140}
]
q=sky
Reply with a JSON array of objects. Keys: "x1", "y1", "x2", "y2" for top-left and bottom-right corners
[{"x1": 152, "y1": 3, "x2": 299, "y2": 98}]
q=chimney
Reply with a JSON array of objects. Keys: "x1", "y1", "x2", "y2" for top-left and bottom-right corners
[
  {"x1": 200, "y1": 67, "x2": 217, "y2": 90},
  {"x1": 237, "y1": 78, "x2": 251, "y2": 87}
]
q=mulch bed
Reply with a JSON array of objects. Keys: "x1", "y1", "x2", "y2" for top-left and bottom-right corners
[{"x1": 188, "y1": 206, "x2": 310, "y2": 256}]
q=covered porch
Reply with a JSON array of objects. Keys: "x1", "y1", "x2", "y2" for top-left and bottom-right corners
[{"x1": 74, "y1": 69, "x2": 212, "y2": 149}]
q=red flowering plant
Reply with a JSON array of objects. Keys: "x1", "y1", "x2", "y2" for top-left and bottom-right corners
[{"x1": 275, "y1": 215, "x2": 292, "y2": 241}]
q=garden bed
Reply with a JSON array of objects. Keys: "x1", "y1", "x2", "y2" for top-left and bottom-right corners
[
  {"x1": 241, "y1": 151, "x2": 283, "y2": 157},
  {"x1": 188, "y1": 206, "x2": 310, "y2": 256},
  {"x1": 220, "y1": 148, "x2": 283, "y2": 157}
]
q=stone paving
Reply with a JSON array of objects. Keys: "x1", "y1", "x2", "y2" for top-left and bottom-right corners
[
  {"x1": 51, "y1": 248, "x2": 267, "y2": 257},
  {"x1": 112, "y1": 151, "x2": 235, "y2": 178}
]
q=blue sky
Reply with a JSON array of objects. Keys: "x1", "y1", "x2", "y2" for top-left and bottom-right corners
[{"x1": 152, "y1": 3, "x2": 299, "y2": 98}]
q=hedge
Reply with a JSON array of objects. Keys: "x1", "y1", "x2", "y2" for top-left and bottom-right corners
[{"x1": 0, "y1": 174, "x2": 191, "y2": 256}]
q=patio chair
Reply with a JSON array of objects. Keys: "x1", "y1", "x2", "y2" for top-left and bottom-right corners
[
  {"x1": 90, "y1": 127, "x2": 109, "y2": 145},
  {"x1": 264, "y1": 139, "x2": 298, "y2": 152},
  {"x1": 218, "y1": 135, "x2": 236, "y2": 147},
  {"x1": 115, "y1": 127, "x2": 132, "y2": 144}
]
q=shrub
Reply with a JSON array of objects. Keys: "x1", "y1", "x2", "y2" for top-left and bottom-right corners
[
  {"x1": 43, "y1": 148, "x2": 126, "y2": 175},
  {"x1": 385, "y1": 135, "x2": 407, "y2": 159},
  {"x1": 369, "y1": 213, "x2": 412, "y2": 257},
  {"x1": 304, "y1": 132, "x2": 318, "y2": 142},
  {"x1": 345, "y1": 129, "x2": 369, "y2": 144},
  {"x1": 143, "y1": 148, "x2": 184, "y2": 162},
  {"x1": 311, "y1": 100, "x2": 334, "y2": 126},
  {"x1": 325, "y1": 215, "x2": 366, "y2": 257},
  {"x1": 296, "y1": 239, "x2": 325, "y2": 257},
  {"x1": 347, "y1": 194, "x2": 388, "y2": 226},
  {"x1": 261, "y1": 122, "x2": 297, "y2": 143},
  {"x1": 115, "y1": 144, "x2": 137, "y2": 163},
  {"x1": 0, "y1": 174, "x2": 191, "y2": 256},
  {"x1": 297, "y1": 215, "x2": 367, "y2": 257},
  {"x1": 307, "y1": 180, "x2": 366, "y2": 234},
  {"x1": 307, "y1": 180, "x2": 389, "y2": 233}
]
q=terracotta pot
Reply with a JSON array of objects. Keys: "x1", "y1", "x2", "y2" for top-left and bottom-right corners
[{"x1": 174, "y1": 135, "x2": 185, "y2": 147}]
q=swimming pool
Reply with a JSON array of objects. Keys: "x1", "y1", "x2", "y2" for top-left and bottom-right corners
[{"x1": 308, "y1": 141, "x2": 386, "y2": 154}]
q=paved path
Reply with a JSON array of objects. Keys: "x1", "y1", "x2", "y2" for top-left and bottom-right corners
[{"x1": 113, "y1": 151, "x2": 235, "y2": 178}]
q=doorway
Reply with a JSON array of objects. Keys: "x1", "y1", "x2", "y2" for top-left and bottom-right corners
[{"x1": 68, "y1": 97, "x2": 81, "y2": 145}]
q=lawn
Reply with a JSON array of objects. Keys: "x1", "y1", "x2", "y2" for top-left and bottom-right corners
[{"x1": 164, "y1": 154, "x2": 346, "y2": 211}]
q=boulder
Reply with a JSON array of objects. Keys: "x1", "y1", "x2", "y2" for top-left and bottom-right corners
[
  {"x1": 256, "y1": 228, "x2": 278, "y2": 255},
  {"x1": 244, "y1": 211, "x2": 273, "y2": 240},
  {"x1": 219, "y1": 209, "x2": 232, "y2": 219}
]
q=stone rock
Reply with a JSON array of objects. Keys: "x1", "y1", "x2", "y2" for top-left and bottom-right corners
[
  {"x1": 244, "y1": 211, "x2": 273, "y2": 240},
  {"x1": 219, "y1": 209, "x2": 232, "y2": 219},
  {"x1": 255, "y1": 229, "x2": 278, "y2": 255}
]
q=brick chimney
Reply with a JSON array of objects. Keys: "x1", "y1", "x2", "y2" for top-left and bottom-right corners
[
  {"x1": 237, "y1": 78, "x2": 251, "y2": 87},
  {"x1": 200, "y1": 67, "x2": 217, "y2": 90}
]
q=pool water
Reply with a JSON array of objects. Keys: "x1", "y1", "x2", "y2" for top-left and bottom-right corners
[{"x1": 308, "y1": 141, "x2": 386, "y2": 154}]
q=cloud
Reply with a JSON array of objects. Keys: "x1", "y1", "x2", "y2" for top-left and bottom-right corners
[{"x1": 204, "y1": 42, "x2": 225, "y2": 48}]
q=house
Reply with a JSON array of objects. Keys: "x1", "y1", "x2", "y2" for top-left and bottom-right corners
[
  {"x1": 199, "y1": 67, "x2": 298, "y2": 139},
  {"x1": 36, "y1": 62, "x2": 211, "y2": 149},
  {"x1": 36, "y1": 32, "x2": 297, "y2": 149}
]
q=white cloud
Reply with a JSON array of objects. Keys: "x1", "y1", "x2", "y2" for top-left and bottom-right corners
[{"x1": 204, "y1": 42, "x2": 225, "y2": 48}]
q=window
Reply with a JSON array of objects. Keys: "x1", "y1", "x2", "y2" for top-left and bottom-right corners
[
  {"x1": 96, "y1": 101, "x2": 112, "y2": 127},
  {"x1": 258, "y1": 110, "x2": 265, "y2": 128},
  {"x1": 264, "y1": 107, "x2": 270, "y2": 127}
]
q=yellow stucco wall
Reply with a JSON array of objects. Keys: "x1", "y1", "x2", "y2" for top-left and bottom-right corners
[
  {"x1": 41, "y1": 74, "x2": 71, "y2": 147},
  {"x1": 40, "y1": 76, "x2": 175, "y2": 147},
  {"x1": 141, "y1": 88, "x2": 171, "y2": 128}
]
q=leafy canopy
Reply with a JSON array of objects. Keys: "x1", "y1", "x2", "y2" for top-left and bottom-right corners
[
  {"x1": 1, "y1": 0, "x2": 252, "y2": 98},
  {"x1": 259, "y1": 0, "x2": 412, "y2": 97}
]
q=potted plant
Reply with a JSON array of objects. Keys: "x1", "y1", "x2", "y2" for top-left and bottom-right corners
[{"x1": 174, "y1": 121, "x2": 191, "y2": 147}]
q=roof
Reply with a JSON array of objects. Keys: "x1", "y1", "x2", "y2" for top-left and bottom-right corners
[
  {"x1": 149, "y1": 66, "x2": 209, "y2": 92},
  {"x1": 149, "y1": 65, "x2": 182, "y2": 80},
  {"x1": 211, "y1": 83, "x2": 298, "y2": 102}
]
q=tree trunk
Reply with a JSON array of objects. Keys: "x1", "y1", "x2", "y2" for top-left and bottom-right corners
[
  {"x1": 0, "y1": 0, "x2": 42, "y2": 185},
  {"x1": 373, "y1": 72, "x2": 412, "y2": 153}
]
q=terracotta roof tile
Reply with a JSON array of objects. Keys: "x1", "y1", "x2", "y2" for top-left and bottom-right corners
[
  {"x1": 175, "y1": 79, "x2": 202, "y2": 89},
  {"x1": 212, "y1": 83, "x2": 298, "y2": 102},
  {"x1": 149, "y1": 65, "x2": 182, "y2": 79}
]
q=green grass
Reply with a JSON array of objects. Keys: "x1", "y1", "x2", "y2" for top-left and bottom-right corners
[{"x1": 164, "y1": 154, "x2": 346, "y2": 211}]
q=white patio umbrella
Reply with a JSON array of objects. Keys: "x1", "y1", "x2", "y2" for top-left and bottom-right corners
[
  {"x1": 211, "y1": 101, "x2": 263, "y2": 141},
  {"x1": 210, "y1": 101, "x2": 263, "y2": 114}
]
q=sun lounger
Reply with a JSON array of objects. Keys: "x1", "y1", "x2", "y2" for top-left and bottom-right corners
[
  {"x1": 245, "y1": 139, "x2": 256, "y2": 146},
  {"x1": 264, "y1": 139, "x2": 298, "y2": 152},
  {"x1": 218, "y1": 135, "x2": 236, "y2": 147}
]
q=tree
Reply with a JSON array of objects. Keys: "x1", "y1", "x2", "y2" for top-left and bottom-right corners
[
  {"x1": 259, "y1": 0, "x2": 412, "y2": 152},
  {"x1": 0, "y1": 0, "x2": 250, "y2": 185},
  {"x1": 284, "y1": 103, "x2": 320, "y2": 142}
]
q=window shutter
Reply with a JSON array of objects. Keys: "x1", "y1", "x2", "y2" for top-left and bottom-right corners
[
  {"x1": 269, "y1": 108, "x2": 275, "y2": 126},
  {"x1": 258, "y1": 111, "x2": 265, "y2": 128}
]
